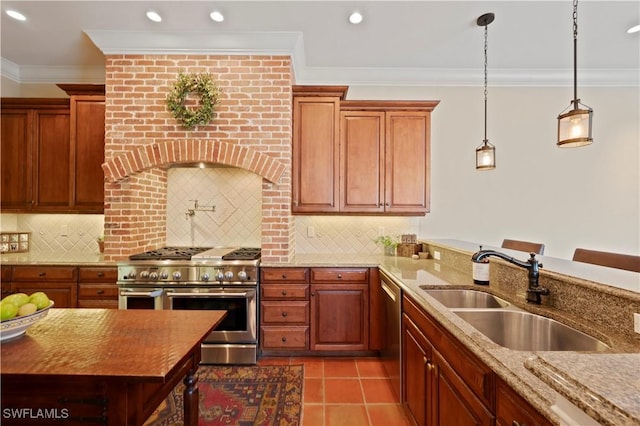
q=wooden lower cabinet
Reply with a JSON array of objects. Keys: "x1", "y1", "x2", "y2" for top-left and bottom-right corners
[
  {"x1": 77, "y1": 266, "x2": 118, "y2": 308},
  {"x1": 259, "y1": 266, "x2": 372, "y2": 354},
  {"x1": 402, "y1": 294, "x2": 494, "y2": 426},
  {"x1": 496, "y1": 377, "x2": 553, "y2": 426},
  {"x1": 10, "y1": 266, "x2": 78, "y2": 308}
]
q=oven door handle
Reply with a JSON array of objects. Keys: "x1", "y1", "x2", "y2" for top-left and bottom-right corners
[
  {"x1": 166, "y1": 291, "x2": 250, "y2": 298},
  {"x1": 120, "y1": 289, "x2": 164, "y2": 298}
]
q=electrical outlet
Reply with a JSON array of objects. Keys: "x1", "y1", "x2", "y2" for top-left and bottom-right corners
[
  {"x1": 634, "y1": 313, "x2": 640, "y2": 334},
  {"x1": 434, "y1": 263, "x2": 441, "y2": 272},
  {"x1": 307, "y1": 226, "x2": 315, "y2": 238},
  {"x1": 434, "y1": 250, "x2": 441, "y2": 260},
  {"x1": 378, "y1": 226, "x2": 385, "y2": 237}
]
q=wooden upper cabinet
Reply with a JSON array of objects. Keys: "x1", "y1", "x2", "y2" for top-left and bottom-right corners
[
  {"x1": 1, "y1": 109, "x2": 31, "y2": 210},
  {"x1": 292, "y1": 96, "x2": 341, "y2": 213},
  {"x1": 385, "y1": 111, "x2": 431, "y2": 214},
  {"x1": 71, "y1": 95, "x2": 105, "y2": 212}
]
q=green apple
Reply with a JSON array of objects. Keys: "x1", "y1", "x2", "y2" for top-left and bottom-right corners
[
  {"x1": 2, "y1": 293, "x2": 30, "y2": 308},
  {"x1": 0, "y1": 301, "x2": 18, "y2": 321},
  {"x1": 29, "y1": 292, "x2": 51, "y2": 310},
  {"x1": 18, "y1": 303, "x2": 37, "y2": 317}
]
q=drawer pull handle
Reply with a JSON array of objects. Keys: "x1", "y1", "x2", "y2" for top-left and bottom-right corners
[
  {"x1": 282, "y1": 274, "x2": 287, "y2": 279},
  {"x1": 39, "y1": 272, "x2": 46, "y2": 277},
  {"x1": 512, "y1": 422, "x2": 524, "y2": 426},
  {"x1": 282, "y1": 312, "x2": 287, "y2": 317},
  {"x1": 97, "y1": 272, "x2": 104, "y2": 277},
  {"x1": 281, "y1": 336, "x2": 287, "y2": 342},
  {"x1": 97, "y1": 290, "x2": 104, "y2": 295},
  {"x1": 282, "y1": 290, "x2": 287, "y2": 296},
  {"x1": 337, "y1": 274, "x2": 342, "y2": 279}
]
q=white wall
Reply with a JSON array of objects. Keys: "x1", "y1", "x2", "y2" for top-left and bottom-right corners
[{"x1": 347, "y1": 85, "x2": 640, "y2": 259}]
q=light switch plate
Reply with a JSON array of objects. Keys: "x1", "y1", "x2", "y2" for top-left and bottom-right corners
[
  {"x1": 434, "y1": 250, "x2": 441, "y2": 260},
  {"x1": 634, "y1": 313, "x2": 640, "y2": 334}
]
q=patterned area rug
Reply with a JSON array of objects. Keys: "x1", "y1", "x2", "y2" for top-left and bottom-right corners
[{"x1": 144, "y1": 364, "x2": 304, "y2": 426}]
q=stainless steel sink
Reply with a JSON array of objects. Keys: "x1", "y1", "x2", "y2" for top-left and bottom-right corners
[
  {"x1": 421, "y1": 288, "x2": 510, "y2": 309},
  {"x1": 453, "y1": 310, "x2": 609, "y2": 352}
]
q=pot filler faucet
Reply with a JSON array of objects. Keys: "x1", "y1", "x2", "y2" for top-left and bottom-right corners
[{"x1": 471, "y1": 250, "x2": 550, "y2": 304}]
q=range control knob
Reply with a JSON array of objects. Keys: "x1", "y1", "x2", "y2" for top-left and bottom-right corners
[
  {"x1": 149, "y1": 272, "x2": 159, "y2": 281},
  {"x1": 237, "y1": 270, "x2": 248, "y2": 281},
  {"x1": 172, "y1": 271, "x2": 182, "y2": 280},
  {"x1": 160, "y1": 271, "x2": 169, "y2": 280},
  {"x1": 127, "y1": 271, "x2": 137, "y2": 279},
  {"x1": 224, "y1": 271, "x2": 234, "y2": 281},
  {"x1": 139, "y1": 271, "x2": 149, "y2": 279},
  {"x1": 201, "y1": 272, "x2": 210, "y2": 282},
  {"x1": 215, "y1": 270, "x2": 225, "y2": 281}
]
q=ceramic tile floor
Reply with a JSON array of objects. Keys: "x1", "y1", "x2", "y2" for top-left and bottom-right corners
[{"x1": 257, "y1": 356, "x2": 412, "y2": 426}]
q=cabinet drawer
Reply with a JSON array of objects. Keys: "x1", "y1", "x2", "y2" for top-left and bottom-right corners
[
  {"x1": 78, "y1": 283, "x2": 118, "y2": 299},
  {"x1": 261, "y1": 284, "x2": 309, "y2": 300},
  {"x1": 311, "y1": 268, "x2": 369, "y2": 283},
  {"x1": 77, "y1": 299, "x2": 118, "y2": 309},
  {"x1": 261, "y1": 301, "x2": 309, "y2": 324},
  {"x1": 78, "y1": 267, "x2": 117, "y2": 282},
  {"x1": 261, "y1": 326, "x2": 309, "y2": 349},
  {"x1": 12, "y1": 266, "x2": 77, "y2": 281},
  {"x1": 261, "y1": 268, "x2": 309, "y2": 283}
]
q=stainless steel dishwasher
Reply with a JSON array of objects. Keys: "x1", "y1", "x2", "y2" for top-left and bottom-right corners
[{"x1": 380, "y1": 270, "x2": 402, "y2": 402}]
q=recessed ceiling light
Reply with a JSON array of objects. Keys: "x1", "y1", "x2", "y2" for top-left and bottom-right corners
[
  {"x1": 628, "y1": 24, "x2": 640, "y2": 34},
  {"x1": 210, "y1": 11, "x2": 224, "y2": 23},
  {"x1": 146, "y1": 10, "x2": 162, "y2": 23},
  {"x1": 349, "y1": 11, "x2": 363, "y2": 25},
  {"x1": 6, "y1": 10, "x2": 27, "y2": 21}
]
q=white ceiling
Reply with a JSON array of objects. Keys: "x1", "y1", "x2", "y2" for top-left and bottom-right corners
[{"x1": 1, "y1": 1, "x2": 638, "y2": 86}]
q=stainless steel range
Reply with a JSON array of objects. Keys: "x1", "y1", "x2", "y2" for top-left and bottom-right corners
[{"x1": 117, "y1": 247, "x2": 260, "y2": 365}]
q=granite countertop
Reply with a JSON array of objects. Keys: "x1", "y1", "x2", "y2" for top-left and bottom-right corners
[
  {"x1": 1, "y1": 251, "x2": 113, "y2": 266},
  {"x1": 266, "y1": 250, "x2": 640, "y2": 426}
]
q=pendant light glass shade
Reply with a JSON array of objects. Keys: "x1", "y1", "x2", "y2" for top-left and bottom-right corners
[
  {"x1": 557, "y1": 100, "x2": 593, "y2": 147},
  {"x1": 476, "y1": 141, "x2": 496, "y2": 170},
  {"x1": 558, "y1": 0, "x2": 593, "y2": 147}
]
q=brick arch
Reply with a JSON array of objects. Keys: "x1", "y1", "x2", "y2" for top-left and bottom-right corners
[{"x1": 103, "y1": 140, "x2": 286, "y2": 183}]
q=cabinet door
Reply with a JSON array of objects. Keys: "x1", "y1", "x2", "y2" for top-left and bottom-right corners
[
  {"x1": 496, "y1": 378, "x2": 553, "y2": 426},
  {"x1": 402, "y1": 314, "x2": 431, "y2": 426},
  {"x1": 1, "y1": 109, "x2": 31, "y2": 210},
  {"x1": 33, "y1": 109, "x2": 71, "y2": 209},
  {"x1": 310, "y1": 283, "x2": 369, "y2": 351},
  {"x1": 340, "y1": 111, "x2": 385, "y2": 213},
  {"x1": 385, "y1": 111, "x2": 430, "y2": 214},
  {"x1": 433, "y1": 349, "x2": 494, "y2": 426},
  {"x1": 292, "y1": 96, "x2": 340, "y2": 213},
  {"x1": 11, "y1": 282, "x2": 77, "y2": 308},
  {"x1": 71, "y1": 96, "x2": 105, "y2": 212}
]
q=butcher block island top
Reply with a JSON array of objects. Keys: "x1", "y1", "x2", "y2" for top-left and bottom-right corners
[{"x1": 1, "y1": 309, "x2": 226, "y2": 426}]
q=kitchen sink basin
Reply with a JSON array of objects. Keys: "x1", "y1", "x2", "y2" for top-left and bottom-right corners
[
  {"x1": 421, "y1": 288, "x2": 510, "y2": 309},
  {"x1": 453, "y1": 310, "x2": 609, "y2": 352}
]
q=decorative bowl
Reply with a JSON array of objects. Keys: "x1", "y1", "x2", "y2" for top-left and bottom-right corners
[{"x1": 0, "y1": 301, "x2": 54, "y2": 341}]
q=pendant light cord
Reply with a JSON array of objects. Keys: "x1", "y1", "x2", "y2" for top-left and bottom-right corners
[
  {"x1": 483, "y1": 23, "x2": 489, "y2": 143},
  {"x1": 573, "y1": 0, "x2": 579, "y2": 104}
]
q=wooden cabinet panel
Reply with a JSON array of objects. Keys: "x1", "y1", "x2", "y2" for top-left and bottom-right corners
[
  {"x1": 340, "y1": 111, "x2": 385, "y2": 213},
  {"x1": 78, "y1": 266, "x2": 117, "y2": 309},
  {"x1": 261, "y1": 284, "x2": 309, "y2": 300},
  {"x1": 12, "y1": 266, "x2": 77, "y2": 281},
  {"x1": 71, "y1": 96, "x2": 105, "y2": 211},
  {"x1": 403, "y1": 312, "x2": 431, "y2": 426},
  {"x1": 310, "y1": 283, "x2": 369, "y2": 351},
  {"x1": 261, "y1": 326, "x2": 309, "y2": 350},
  {"x1": 496, "y1": 377, "x2": 553, "y2": 426},
  {"x1": 261, "y1": 301, "x2": 309, "y2": 324},
  {"x1": 385, "y1": 111, "x2": 431, "y2": 213},
  {"x1": 11, "y1": 281, "x2": 76, "y2": 308},
  {"x1": 310, "y1": 267, "x2": 368, "y2": 283},
  {"x1": 0, "y1": 110, "x2": 31, "y2": 209},
  {"x1": 292, "y1": 96, "x2": 340, "y2": 213},
  {"x1": 78, "y1": 267, "x2": 117, "y2": 282},
  {"x1": 261, "y1": 267, "x2": 309, "y2": 283}
]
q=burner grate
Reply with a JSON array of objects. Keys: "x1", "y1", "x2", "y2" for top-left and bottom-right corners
[
  {"x1": 222, "y1": 248, "x2": 261, "y2": 260},
  {"x1": 129, "y1": 247, "x2": 212, "y2": 261}
]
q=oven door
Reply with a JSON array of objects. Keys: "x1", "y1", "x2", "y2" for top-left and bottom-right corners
[
  {"x1": 118, "y1": 288, "x2": 164, "y2": 310},
  {"x1": 165, "y1": 287, "x2": 257, "y2": 343}
]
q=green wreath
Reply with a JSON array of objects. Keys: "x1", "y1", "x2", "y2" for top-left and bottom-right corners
[{"x1": 166, "y1": 72, "x2": 222, "y2": 129}]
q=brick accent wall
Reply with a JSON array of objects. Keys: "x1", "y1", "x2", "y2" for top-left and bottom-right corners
[{"x1": 103, "y1": 55, "x2": 293, "y2": 262}]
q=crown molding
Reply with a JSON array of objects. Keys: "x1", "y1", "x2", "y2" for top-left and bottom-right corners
[{"x1": 2, "y1": 29, "x2": 638, "y2": 87}]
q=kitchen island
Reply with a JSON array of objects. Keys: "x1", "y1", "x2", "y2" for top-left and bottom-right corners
[{"x1": 1, "y1": 309, "x2": 226, "y2": 425}]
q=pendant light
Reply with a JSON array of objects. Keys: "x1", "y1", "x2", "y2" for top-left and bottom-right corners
[
  {"x1": 557, "y1": 0, "x2": 593, "y2": 147},
  {"x1": 475, "y1": 13, "x2": 496, "y2": 170}
]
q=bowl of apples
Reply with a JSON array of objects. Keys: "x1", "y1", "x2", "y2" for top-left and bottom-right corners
[{"x1": 0, "y1": 292, "x2": 54, "y2": 341}]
